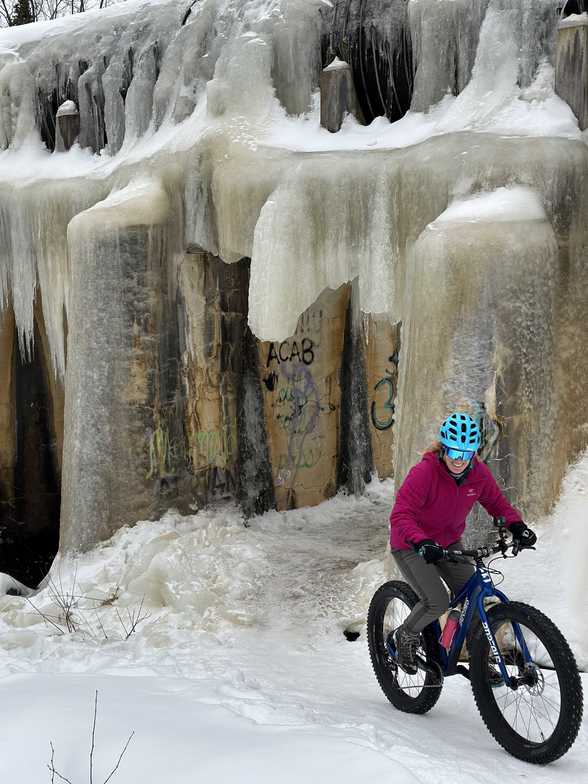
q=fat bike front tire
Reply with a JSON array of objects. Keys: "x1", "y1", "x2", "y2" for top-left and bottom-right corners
[
  {"x1": 367, "y1": 580, "x2": 442, "y2": 715},
  {"x1": 470, "y1": 601, "x2": 583, "y2": 764}
]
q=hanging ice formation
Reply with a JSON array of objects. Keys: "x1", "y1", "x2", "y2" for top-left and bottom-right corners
[{"x1": 0, "y1": 0, "x2": 586, "y2": 564}]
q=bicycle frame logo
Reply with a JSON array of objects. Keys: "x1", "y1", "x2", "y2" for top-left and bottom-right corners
[{"x1": 481, "y1": 619, "x2": 501, "y2": 660}]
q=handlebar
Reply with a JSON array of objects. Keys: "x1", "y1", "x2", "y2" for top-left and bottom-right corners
[
  {"x1": 441, "y1": 541, "x2": 509, "y2": 563},
  {"x1": 440, "y1": 518, "x2": 535, "y2": 563}
]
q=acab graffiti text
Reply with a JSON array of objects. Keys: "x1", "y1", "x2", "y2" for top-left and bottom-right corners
[{"x1": 266, "y1": 338, "x2": 315, "y2": 367}]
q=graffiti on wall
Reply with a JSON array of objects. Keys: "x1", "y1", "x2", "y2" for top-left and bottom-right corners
[
  {"x1": 370, "y1": 351, "x2": 399, "y2": 431},
  {"x1": 194, "y1": 429, "x2": 225, "y2": 466},
  {"x1": 263, "y1": 338, "x2": 323, "y2": 489},
  {"x1": 147, "y1": 399, "x2": 187, "y2": 482},
  {"x1": 265, "y1": 338, "x2": 315, "y2": 367}
]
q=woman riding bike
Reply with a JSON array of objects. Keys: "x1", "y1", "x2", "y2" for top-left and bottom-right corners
[{"x1": 390, "y1": 411, "x2": 537, "y2": 674}]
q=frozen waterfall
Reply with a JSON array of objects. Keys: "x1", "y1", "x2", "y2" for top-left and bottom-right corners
[{"x1": 0, "y1": 0, "x2": 585, "y2": 567}]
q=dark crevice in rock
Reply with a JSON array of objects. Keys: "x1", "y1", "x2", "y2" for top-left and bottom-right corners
[
  {"x1": 1, "y1": 320, "x2": 61, "y2": 587},
  {"x1": 324, "y1": 0, "x2": 413, "y2": 123},
  {"x1": 221, "y1": 259, "x2": 275, "y2": 518},
  {"x1": 559, "y1": 1, "x2": 588, "y2": 17}
]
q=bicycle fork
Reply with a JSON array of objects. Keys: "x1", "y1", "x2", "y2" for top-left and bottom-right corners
[{"x1": 476, "y1": 589, "x2": 534, "y2": 690}]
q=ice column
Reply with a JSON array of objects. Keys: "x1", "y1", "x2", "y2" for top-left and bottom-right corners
[
  {"x1": 408, "y1": 0, "x2": 559, "y2": 112},
  {"x1": 0, "y1": 61, "x2": 37, "y2": 149},
  {"x1": 61, "y1": 177, "x2": 174, "y2": 551}
]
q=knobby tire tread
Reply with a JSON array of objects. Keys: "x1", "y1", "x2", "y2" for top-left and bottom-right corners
[{"x1": 469, "y1": 601, "x2": 583, "y2": 764}]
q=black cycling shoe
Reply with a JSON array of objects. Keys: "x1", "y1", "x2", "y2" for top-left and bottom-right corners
[{"x1": 394, "y1": 626, "x2": 421, "y2": 675}]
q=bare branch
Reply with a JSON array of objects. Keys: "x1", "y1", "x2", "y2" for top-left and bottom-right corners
[
  {"x1": 47, "y1": 694, "x2": 134, "y2": 784},
  {"x1": 89, "y1": 690, "x2": 98, "y2": 784},
  {"x1": 46, "y1": 742, "x2": 74, "y2": 784},
  {"x1": 26, "y1": 598, "x2": 66, "y2": 635},
  {"x1": 114, "y1": 607, "x2": 129, "y2": 638},
  {"x1": 102, "y1": 732, "x2": 135, "y2": 784},
  {"x1": 49, "y1": 741, "x2": 56, "y2": 784},
  {"x1": 0, "y1": 0, "x2": 13, "y2": 26},
  {"x1": 94, "y1": 610, "x2": 109, "y2": 640},
  {"x1": 119, "y1": 596, "x2": 151, "y2": 640}
]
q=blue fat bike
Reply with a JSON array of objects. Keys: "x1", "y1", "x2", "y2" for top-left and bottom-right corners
[{"x1": 367, "y1": 522, "x2": 583, "y2": 764}]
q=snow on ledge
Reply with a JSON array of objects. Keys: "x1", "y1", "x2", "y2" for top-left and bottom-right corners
[
  {"x1": 56, "y1": 100, "x2": 78, "y2": 117},
  {"x1": 324, "y1": 57, "x2": 350, "y2": 71},
  {"x1": 0, "y1": 0, "x2": 177, "y2": 53},
  {"x1": 559, "y1": 13, "x2": 588, "y2": 29},
  {"x1": 432, "y1": 186, "x2": 547, "y2": 225},
  {"x1": 70, "y1": 176, "x2": 170, "y2": 232}
]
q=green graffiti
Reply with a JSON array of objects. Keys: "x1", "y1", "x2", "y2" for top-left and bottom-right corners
[
  {"x1": 371, "y1": 376, "x2": 395, "y2": 431},
  {"x1": 147, "y1": 424, "x2": 173, "y2": 479},
  {"x1": 195, "y1": 430, "x2": 225, "y2": 466}
]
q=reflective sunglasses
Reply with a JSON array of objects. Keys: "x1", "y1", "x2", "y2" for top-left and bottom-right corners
[{"x1": 445, "y1": 447, "x2": 475, "y2": 461}]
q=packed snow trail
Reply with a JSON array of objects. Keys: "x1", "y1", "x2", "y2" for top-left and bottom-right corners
[{"x1": 244, "y1": 484, "x2": 390, "y2": 636}]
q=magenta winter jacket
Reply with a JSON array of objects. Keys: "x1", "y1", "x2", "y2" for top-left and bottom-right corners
[{"x1": 390, "y1": 452, "x2": 521, "y2": 550}]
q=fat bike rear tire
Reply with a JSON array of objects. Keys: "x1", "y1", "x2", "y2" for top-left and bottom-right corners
[
  {"x1": 470, "y1": 601, "x2": 583, "y2": 764},
  {"x1": 367, "y1": 580, "x2": 442, "y2": 715}
]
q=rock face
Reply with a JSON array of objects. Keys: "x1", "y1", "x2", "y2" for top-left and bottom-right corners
[
  {"x1": 555, "y1": 16, "x2": 588, "y2": 130},
  {"x1": 0, "y1": 1, "x2": 586, "y2": 572},
  {"x1": 260, "y1": 285, "x2": 349, "y2": 509}
]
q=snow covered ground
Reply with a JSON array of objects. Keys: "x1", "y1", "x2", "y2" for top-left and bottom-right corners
[{"x1": 0, "y1": 466, "x2": 587, "y2": 782}]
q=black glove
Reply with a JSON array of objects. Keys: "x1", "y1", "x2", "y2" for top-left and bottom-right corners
[
  {"x1": 413, "y1": 539, "x2": 444, "y2": 564},
  {"x1": 508, "y1": 522, "x2": 537, "y2": 548}
]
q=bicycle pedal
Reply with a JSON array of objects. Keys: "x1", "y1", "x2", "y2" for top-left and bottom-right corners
[{"x1": 417, "y1": 656, "x2": 443, "y2": 683}]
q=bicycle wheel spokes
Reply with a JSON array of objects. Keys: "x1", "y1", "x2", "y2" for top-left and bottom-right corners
[
  {"x1": 367, "y1": 581, "x2": 443, "y2": 714},
  {"x1": 382, "y1": 598, "x2": 425, "y2": 689},
  {"x1": 490, "y1": 619, "x2": 562, "y2": 745},
  {"x1": 382, "y1": 596, "x2": 409, "y2": 644}
]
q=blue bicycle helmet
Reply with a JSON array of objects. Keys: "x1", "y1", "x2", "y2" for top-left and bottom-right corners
[{"x1": 439, "y1": 412, "x2": 481, "y2": 454}]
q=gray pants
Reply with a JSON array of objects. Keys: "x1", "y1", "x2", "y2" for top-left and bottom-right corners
[{"x1": 392, "y1": 540, "x2": 474, "y2": 633}]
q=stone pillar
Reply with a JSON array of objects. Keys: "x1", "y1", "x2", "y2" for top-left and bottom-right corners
[
  {"x1": 178, "y1": 251, "x2": 274, "y2": 516},
  {"x1": 227, "y1": 261, "x2": 275, "y2": 518},
  {"x1": 78, "y1": 62, "x2": 106, "y2": 152},
  {"x1": 555, "y1": 16, "x2": 588, "y2": 130},
  {"x1": 364, "y1": 316, "x2": 401, "y2": 480},
  {"x1": 56, "y1": 100, "x2": 80, "y2": 151},
  {"x1": 337, "y1": 279, "x2": 374, "y2": 495},
  {"x1": 320, "y1": 57, "x2": 362, "y2": 133},
  {"x1": 61, "y1": 178, "x2": 175, "y2": 551},
  {"x1": 178, "y1": 250, "x2": 237, "y2": 505}
]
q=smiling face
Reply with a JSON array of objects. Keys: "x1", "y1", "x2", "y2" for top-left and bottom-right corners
[{"x1": 443, "y1": 453, "x2": 471, "y2": 475}]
